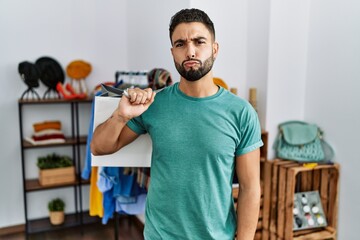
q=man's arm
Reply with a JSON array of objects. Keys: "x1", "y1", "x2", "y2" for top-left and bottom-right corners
[
  {"x1": 90, "y1": 88, "x2": 155, "y2": 155},
  {"x1": 235, "y1": 148, "x2": 261, "y2": 240}
]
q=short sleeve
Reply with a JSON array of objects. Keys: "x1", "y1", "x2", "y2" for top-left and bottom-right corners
[
  {"x1": 235, "y1": 106, "x2": 263, "y2": 156},
  {"x1": 127, "y1": 116, "x2": 147, "y2": 135}
]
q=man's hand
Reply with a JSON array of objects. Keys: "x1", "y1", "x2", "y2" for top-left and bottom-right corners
[{"x1": 116, "y1": 88, "x2": 156, "y2": 122}]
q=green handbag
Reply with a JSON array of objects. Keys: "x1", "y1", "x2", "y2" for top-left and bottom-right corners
[{"x1": 273, "y1": 121, "x2": 334, "y2": 162}]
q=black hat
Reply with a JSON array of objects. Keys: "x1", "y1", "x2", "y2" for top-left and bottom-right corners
[
  {"x1": 35, "y1": 57, "x2": 65, "y2": 89},
  {"x1": 18, "y1": 61, "x2": 40, "y2": 88}
]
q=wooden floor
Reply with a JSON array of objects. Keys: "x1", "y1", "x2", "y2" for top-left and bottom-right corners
[{"x1": 0, "y1": 217, "x2": 144, "y2": 240}]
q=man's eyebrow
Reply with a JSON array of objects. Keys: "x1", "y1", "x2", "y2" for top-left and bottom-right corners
[
  {"x1": 173, "y1": 39, "x2": 185, "y2": 45},
  {"x1": 173, "y1": 36, "x2": 208, "y2": 45}
]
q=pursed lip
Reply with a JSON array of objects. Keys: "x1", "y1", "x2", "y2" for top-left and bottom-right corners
[{"x1": 183, "y1": 60, "x2": 201, "y2": 68}]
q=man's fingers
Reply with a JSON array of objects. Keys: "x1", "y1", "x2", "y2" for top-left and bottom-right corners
[
  {"x1": 128, "y1": 88, "x2": 153, "y2": 105},
  {"x1": 144, "y1": 91, "x2": 156, "y2": 108}
]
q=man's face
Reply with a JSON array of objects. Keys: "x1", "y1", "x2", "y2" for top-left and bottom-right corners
[{"x1": 171, "y1": 22, "x2": 218, "y2": 81}]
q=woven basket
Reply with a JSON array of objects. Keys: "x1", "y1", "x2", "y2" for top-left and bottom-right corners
[{"x1": 49, "y1": 211, "x2": 65, "y2": 225}]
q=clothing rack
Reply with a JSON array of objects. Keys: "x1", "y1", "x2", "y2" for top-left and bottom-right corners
[{"x1": 115, "y1": 70, "x2": 148, "y2": 86}]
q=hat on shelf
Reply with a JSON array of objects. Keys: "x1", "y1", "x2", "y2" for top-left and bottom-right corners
[
  {"x1": 18, "y1": 61, "x2": 42, "y2": 100},
  {"x1": 18, "y1": 61, "x2": 40, "y2": 88},
  {"x1": 66, "y1": 60, "x2": 92, "y2": 80},
  {"x1": 35, "y1": 56, "x2": 65, "y2": 90}
]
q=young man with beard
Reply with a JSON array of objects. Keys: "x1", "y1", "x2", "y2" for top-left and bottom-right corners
[{"x1": 91, "y1": 8, "x2": 263, "y2": 240}]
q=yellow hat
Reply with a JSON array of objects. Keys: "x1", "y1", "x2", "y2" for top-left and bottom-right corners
[{"x1": 66, "y1": 60, "x2": 92, "y2": 80}]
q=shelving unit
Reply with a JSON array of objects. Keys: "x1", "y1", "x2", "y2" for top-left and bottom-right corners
[
  {"x1": 18, "y1": 98, "x2": 98, "y2": 238},
  {"x1": 262, "y1": 159, "x2": 339, "y2": 240}
]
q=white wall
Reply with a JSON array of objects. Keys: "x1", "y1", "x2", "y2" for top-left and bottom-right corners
[
  {"x1": 0, "y1": 0, "x2": 128, "y2": 227},
  {"x1": 305, "y1": 1, "x2": 360, "y2": 239},
  {"x1": 265, "y1": 0, "x2": 311, "y2": 156},
  {"x1": 126, "y1": 0, "x2": 189, "y2": 79},
  {"x1": 246, "y1": 0, "x2": 270, "y2": 127}
]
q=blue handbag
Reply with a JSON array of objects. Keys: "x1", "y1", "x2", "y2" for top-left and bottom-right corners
[{"x1": 273, "y1": 121, "x2": 334, "y2": 162}]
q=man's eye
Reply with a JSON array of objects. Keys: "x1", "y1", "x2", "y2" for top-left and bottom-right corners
[
  {"x1": 175, "y1": 43, "x2": 183, "y2": 47},
  {"x1": 197, "y1": 41, "x2": 206, "y2": 45}
]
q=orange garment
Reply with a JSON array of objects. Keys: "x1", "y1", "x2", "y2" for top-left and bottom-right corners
[
  {"x1": 89, "y1": 167, "x2": 103, "y2": 217},
  {"x1": 33, "y1": 121, "x2": 61, "y2": 132}
]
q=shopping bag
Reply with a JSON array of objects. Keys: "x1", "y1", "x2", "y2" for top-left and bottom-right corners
[{"x1": 91, "y1": 96, "x2": 152, "y2": 167}]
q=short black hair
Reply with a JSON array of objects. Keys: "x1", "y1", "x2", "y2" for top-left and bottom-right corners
[{"x1": 169, "y1": 8, "x2": 215, "y2": 43}]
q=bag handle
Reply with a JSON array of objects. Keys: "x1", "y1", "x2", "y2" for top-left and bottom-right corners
[{"x1": 279, "y1": 120, "x2": 310, "y2": 128}]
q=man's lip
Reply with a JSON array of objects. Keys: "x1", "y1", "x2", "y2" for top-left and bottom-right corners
[{"x1": 183, "y1": 60, "x2": 200, "y2": 67}]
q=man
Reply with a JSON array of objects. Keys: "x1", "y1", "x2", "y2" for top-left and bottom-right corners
[{"x1": 91, "y1": 8, "x2": 263, "y2": 240}]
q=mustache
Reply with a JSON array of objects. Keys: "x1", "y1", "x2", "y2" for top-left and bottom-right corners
[{"x1": 182, "y1": 59, "x2": 202, "y2": 66}]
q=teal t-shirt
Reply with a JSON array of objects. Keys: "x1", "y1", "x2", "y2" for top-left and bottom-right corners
[{"x1": 127, "y1": 82, "x2": 263, "y2": 240}]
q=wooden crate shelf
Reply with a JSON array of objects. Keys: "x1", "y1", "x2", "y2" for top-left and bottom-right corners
[{"x1": 262, "y1": 159, "x2": 339, "y2": 240}]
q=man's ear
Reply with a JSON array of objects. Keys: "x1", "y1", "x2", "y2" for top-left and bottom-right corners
[{"x1": 213, "y1": 42, "x2": 219, "y2": 59}]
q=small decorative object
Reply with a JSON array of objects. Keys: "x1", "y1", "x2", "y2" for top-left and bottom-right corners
[
  {"x1": 18, "y1": 61, "x2": 41, "y2": 100},
  {"x1": 230, "y1": 88, "x2": 238, "y2": 95},
  {"x1": 293, "y1": 191, "x2": 327, "y2": 231},
  {"x1": 37, "y1": 153, "x2": 75, "y2": 186},
  {"x1": 35, "y1": 56, "x2": 65, "y2": 99},
  {"x1": 48, "y1": 198, "x2": 65, "y2": 225},
  {"x1": 65, "y1": 60, "x2": 92, "y2": 98},
  {"x1": 249, "y1": 87, "x2": 257, "y2": 112}
]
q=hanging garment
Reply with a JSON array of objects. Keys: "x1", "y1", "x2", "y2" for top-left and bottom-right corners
[
  {"x1": 97, "y1": 167, "x2": 147, "y2": 224},
  {"x1": 89, "y1": 166, "x2": 103, "y2": 217},
  {"x1": 116, "y1": 193, "x2": 146, "y2": 215}
]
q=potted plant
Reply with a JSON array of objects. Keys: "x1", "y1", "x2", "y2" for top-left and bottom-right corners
[
  {"x1": 48, "y1": 198, "x2": 65, "y2": 225},
  {"x1": 37, "y1": 153, "x2": 75, "y2": 186}
]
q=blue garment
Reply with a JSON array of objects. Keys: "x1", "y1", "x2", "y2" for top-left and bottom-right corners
[
  {"x1": 116, "y1": 193, "x2": 146, "y2": 215},
  {"x1": 98, "y1": 167, "x2": 147, "y2": 224},
  {"x1": 81, "y1": 92, "x2": 100, "y2": 180},
  {"x1": 83, "y1": 80, "x2": 146, "y2": 224},
  {"x1": 82, "y1": 81, "x2": 124, "y2": 180}
]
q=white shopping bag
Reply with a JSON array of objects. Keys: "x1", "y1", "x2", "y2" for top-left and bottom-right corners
[{"x1": 91, "y1": 96, "x2": 152, "y2": 167}]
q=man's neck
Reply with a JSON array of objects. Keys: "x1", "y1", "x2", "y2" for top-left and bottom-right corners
[{"x1": 178, "y1": 74, "x2": 219, "y2": 98}]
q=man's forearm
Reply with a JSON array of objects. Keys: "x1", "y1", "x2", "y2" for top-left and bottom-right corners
[
  {"x1": 236, "y1": 187, "x2": 261, "y2": 240},
  {"x1": 90, "y1": 114, "x2": 128, "y2": 155}
]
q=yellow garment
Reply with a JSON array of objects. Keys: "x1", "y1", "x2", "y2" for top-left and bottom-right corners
[{"x1": 89, "y1": 167, "x2": 103, "y2": 217}]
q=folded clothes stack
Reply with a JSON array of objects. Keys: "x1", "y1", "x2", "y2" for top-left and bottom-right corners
[{"x1": 25, "y1": 120, "x2": 66, "y2": 145}]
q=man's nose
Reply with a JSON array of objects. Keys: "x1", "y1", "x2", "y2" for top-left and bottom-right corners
[{"x1": 186, "y1": 44, "x2": 196, "y2": 59}]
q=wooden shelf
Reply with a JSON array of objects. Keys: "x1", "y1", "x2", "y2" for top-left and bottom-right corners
[
  {"x1": 293, "y1": 227, "x2": 336, "y2": 240},
  {"x1": 25, "y1": 178, "x2": 90, "y2": 192},
  {"x1": 19, "y1": 98, "x2": 93, "y2": 105},
  {"x1": 26, "y1": 212, "x2": 99, "y2": 234},
  {"x1": 22, "y1": 136, "x2": 87, "y2": 149},
  {"x1": 262, "y1": 160, "x2": 339, "y2": 240}
]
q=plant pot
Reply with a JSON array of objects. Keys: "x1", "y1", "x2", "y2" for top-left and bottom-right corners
[{"x1": 49, "y1": 211, "x2": 65, "y2": 225}]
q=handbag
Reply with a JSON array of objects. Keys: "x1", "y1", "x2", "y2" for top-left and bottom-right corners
[{"x1": 273, "y1": 121, "x2": 334, "y2": 162}]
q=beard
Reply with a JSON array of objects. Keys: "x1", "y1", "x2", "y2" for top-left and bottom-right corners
[{"x1": 175, "y1": 55, "x2": 215, "y2": 82}]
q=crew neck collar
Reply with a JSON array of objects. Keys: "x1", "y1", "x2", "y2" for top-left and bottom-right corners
[{"x1": 174, "y1": 82, "x2": 224, "y2": 101}]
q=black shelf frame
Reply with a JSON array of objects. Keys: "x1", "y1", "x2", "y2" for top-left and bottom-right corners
[{"x1": 18, "y1": 98, "x2": 97, "y2": 238}]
